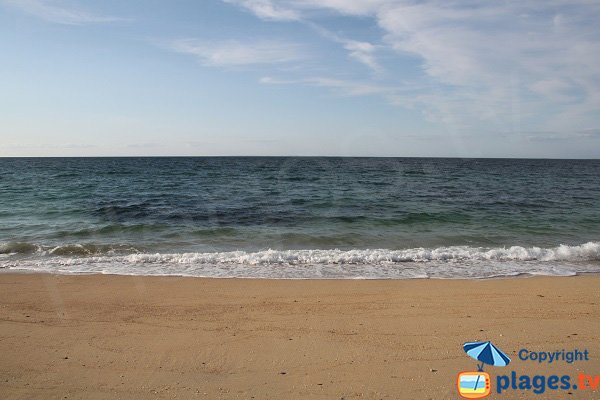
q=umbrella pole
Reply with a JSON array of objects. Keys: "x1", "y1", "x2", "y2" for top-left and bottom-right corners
[
  {"x1": 473, "y1": 371, "x2": 482, "y2": 392},
  {"x1": 472, "y1": 363, "x2": 485, "y2": 393}
]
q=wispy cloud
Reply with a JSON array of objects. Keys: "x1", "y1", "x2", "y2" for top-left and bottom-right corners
[
  {"x1": 167, "y1": 39, "x2": 306, "y2": 66},
  {"x1": 224, "y1": 0, "x2": 383, "y2": 73},
  {"x1": 522, "y1": 128, "x2": 600, "y2": 142},
  {"x1": 2, "y1": 0, "x2": 128, "y2": 25},
  {"x1": 223, "y1": 0, "x2": 299, "y2": 21},
  {"x1": 261, "y1": 75, "x2": 413, "y2": 98},
  {"x1": 259, "y1": 76, "x2": 300, "y2": 85},
  {"x1": 343, "y1": 40, "x2": 381, "y2": 73},
  {"x1": 293, "y1": 0, "x2": 388, "y2": 16},
  {"x1": 306, "y1": 77, "x2": 391, "y2": 96},
  {"x1": 375, "y1": 1, "x2": 600, "y2": 131},
  {"x1": 227, "y1": 0, "x2": 600, "y2": 134},
  {"x1": 306, "y1": 22, "x2": 382, "y2": 73}
]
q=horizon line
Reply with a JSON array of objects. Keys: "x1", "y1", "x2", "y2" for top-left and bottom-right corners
[{"x1": 1, "y1": 155, "x2": 599, "y2": 160}]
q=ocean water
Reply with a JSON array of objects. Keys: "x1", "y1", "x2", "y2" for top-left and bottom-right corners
[{"x1": 1, "y1": 157, "x2": 599, "y2": 279}]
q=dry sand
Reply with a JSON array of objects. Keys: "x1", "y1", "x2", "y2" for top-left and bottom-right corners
[{"x1": 0, "y1": 273, "x2": 599, "y2": 399}]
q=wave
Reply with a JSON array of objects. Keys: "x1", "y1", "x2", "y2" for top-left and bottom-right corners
[
  {"x1": 3, "y1": 241, "x2": 599, "y2": 262},
  {"x1": 0, "y1": 242, "x2": 41, "y2": 255},
  {"x1": 1, "y1": 241, "x2": 599, "y2": 279},
  {"x1": 0, "y1": 241, "x2": 143, "y2": 256},
  {"x1": 109, "y1": 242, "x2": 599, "y2": 265}
]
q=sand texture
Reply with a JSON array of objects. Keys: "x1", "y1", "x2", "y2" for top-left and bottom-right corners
[{"x1": 1, "y1": 274, "x2": 599, "y2": 399}]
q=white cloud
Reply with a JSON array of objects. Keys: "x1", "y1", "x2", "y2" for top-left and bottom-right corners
[
  {"x1": 292, "y1": 0, "x2": 388, "y2": 16},
  {"x1": 228, "y1": 0, "x2": 600, "y2": 133},
  {"x1": 374, "y1": 2, "x2": 598, "y2": 131},
  {"x1": 343, "y1": 40, "x2": 381, "y2": 73},
  {"x1": 223, "y1": 0, "x2": 299, "y2": 21},
  {"x1": 259, "y1": 76, "x2": 299, "y2": 84},
  {"x1": 226, "y1": 0, "x2": 391, "y2": 19},
  {"x1": 2, "y1": 0, "x2": 127, "y2": 25},
  {"x1": 306, "y1": 23, "x2": 382, "y2": 73},
  {"x1": 225, "y1": 0, "x2": 383, "y2": 73},
  {"x1": 168, "y1": 39, "x2": 305, "y2": 66}
]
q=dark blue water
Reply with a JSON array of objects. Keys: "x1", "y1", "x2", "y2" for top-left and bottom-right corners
[{"x1": 1, "y1": 157, "x2": 599, "y2": 278}]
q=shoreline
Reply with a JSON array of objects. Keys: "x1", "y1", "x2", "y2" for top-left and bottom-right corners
[
  {"x1": 1, "y1": 273, "x2": 599, "y2": 399},
  {"x1": 2, "y1": 268, "x2": 600, "y2": 280}
]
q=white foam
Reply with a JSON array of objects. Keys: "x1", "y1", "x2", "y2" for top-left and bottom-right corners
[
  {"x1": 2, "y1": 242, "x2": 599, "y2": 279},
  {"x1": 106, "y1": 242, "x2": 600, "y2": 264}
]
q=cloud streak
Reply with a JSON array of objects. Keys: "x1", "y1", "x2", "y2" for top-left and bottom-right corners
[
  {"x1": 305, "y1": 22, "x2": 382, "y2": 73},
  {"x1": 223, "y1": 0, "x2": 299, "y2": 21},
  {"x1": 2, "y1": 0, "x2": 128, "y2": 25},
  {"x1": 167, "y1": 39, "x2": 306, "y2": 66},
  {"x1": 225, "y1": 0, "x2": 600, "y2": 134},
  {"x1": 225, "y1": 0, "x2": 383, "y2": 73},
  {"x1": 260, "y1": 75, "x2": 418, "y2": 99}
]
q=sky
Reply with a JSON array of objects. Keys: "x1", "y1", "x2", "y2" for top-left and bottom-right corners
[{"x1": 1, "y1": 0, "x2": 599, "y2": 158}]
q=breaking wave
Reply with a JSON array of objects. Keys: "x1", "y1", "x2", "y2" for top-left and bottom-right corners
[
  {"x1": 1, "y1": 241, "x2": 599, "y2": 279},
  {"x1": 118, "y1": 242, "x2": 600, "y2": 264}
]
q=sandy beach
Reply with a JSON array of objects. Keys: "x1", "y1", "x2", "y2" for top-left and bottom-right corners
[{"x1": 0, "y1": 273, "x2": 599, "y2": 399}]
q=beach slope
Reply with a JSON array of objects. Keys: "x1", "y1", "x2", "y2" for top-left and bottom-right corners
[{"x1": 1, "y1": 274, "x2": 599, "y2": 399}]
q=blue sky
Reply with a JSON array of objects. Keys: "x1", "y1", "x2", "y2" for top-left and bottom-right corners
[{"x1": 1, "y1": 0, "x2": 599, "y2": 157}]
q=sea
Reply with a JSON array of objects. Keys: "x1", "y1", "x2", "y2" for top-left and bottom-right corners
[{"x1": 1, "y1": 157, "x2": 599, "y2": 279}]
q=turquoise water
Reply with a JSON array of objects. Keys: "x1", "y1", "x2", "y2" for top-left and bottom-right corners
[{"x1": 1, "y1": 157, "x2": 599, "y2": 278}]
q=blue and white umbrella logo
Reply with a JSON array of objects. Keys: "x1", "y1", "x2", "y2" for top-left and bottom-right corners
[{"x1": 463, "y1": 341, "x2": 511, "y2": 371}]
